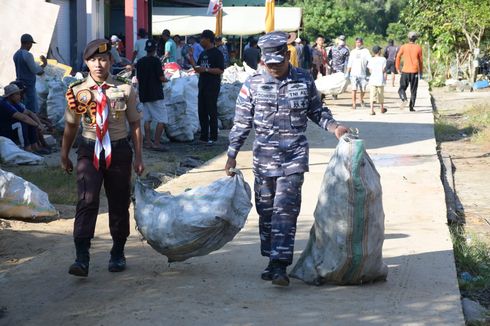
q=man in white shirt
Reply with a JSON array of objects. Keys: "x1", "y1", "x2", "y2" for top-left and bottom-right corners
[
  {"x1": 347, "y1": 37, "x2": 371, "y2": 110},
  {"x1": 132, "y1": 28, "x2": 148, "y2": 64},
  {"x1": 367, "y1": 45, "x2": 387, "y2": 115}
]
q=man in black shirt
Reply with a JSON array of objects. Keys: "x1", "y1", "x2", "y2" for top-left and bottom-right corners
[
  {"x1": 189, "y1": 29, "x2": 224, "y2": 145},
  {"x1": 243, "y1": 38, "x2": 261, "y2": 70},
  {"x1": 135, "y1": 39, "x2": 168, "y2": 151}
]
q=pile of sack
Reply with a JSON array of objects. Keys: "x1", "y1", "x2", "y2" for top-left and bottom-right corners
[{"x1": 36, "y1": 63, "x2": 76, "y2": 131}]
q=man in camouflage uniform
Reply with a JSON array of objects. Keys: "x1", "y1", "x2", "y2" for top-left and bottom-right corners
[
  {"x1": 329, "y1": 35, "x2": 350, "y2": 73},
  {"x1": 61, "y1": 39, "x2": 144, "y2": 277},
  {"x1": 224, "y1": 31, "x2": 349, "y2": 286}
]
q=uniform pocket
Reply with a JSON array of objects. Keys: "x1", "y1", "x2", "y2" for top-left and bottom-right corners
[{"x1": 289, "y1": 107, "x2": 307, "y2": 128}]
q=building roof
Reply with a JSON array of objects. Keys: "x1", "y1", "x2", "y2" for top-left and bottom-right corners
[{"x1": 152, "y1": 6, "x2": 302, "y2": 36}]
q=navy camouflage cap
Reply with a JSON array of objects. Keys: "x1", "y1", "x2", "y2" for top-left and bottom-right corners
[{"x1": 258, "y1": 31, "x2": 288, "y2": 64}]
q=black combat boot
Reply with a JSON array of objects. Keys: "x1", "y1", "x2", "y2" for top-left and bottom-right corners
[
  {"x1": 271, "y1": 260, "x2": 290, "y2": 286},
  {"x1": 261, "y1": 260, "x2": 273, "y2": 281},
  {"x1": 68, "y1": 238, "x2": 91, "y2": 277},
  {"x1": 108, "y1": 238, "x2": 127, "y2": 272}
]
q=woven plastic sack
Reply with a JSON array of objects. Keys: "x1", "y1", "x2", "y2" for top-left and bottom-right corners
[
  {"x1": 0, "y1": 137, "x2": 43, "y2": 165},
  {"x1": 0, "y1": 168, "x2": 57, "y2": 219},
  {"x1": 290, "y1": 135, "x2": 388, "y2": 285},
  {"x1": 134, "y1": 170, "x2": 252, "y2": 262}
]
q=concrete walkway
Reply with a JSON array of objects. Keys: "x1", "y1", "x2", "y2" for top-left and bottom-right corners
[{"x1": 0, "y1": 80, "x2": 464, "y2": 325}]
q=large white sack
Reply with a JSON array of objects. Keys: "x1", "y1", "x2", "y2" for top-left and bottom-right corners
[
  {"x1": 290, "y1": 135, "x2": 388, "y2": 285},
  {"x1": 163, "y1": 75, "x2": 199, "y2": 141},
  {"x1": 0, "y1": 168, "x2": 58, "y2": 219},
  {"x1": 0, "y1": 137, "x2": 44, "y2": 165},
  {"x1": 134, "y1": 170, "x2": 252, "y2": 262},
  {"x1": 46, "y1": 79, "x2": 67, "y2": 128},
  {"x1": 217, "y1": 82, "x2": 241, "y2": 129},
  {"x1": 315, "y1": 72, "x2": 350, "y2": 96}
]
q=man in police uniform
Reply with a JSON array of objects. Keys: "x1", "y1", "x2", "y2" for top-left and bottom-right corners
[
  {"x1": 61, "y1": 39, "x2": 144, "y2": 277},
  {"x1": 224, "y1": 32, "x2": 349, "y2": 286}
]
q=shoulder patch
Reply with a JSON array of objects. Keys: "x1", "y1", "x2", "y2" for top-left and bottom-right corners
[
  {"x1": 115, "y1": 75, "x2": 131, "y2": 85},
  {"x1": 68, "y1": 78, "x2": 85, "y2": 89}
]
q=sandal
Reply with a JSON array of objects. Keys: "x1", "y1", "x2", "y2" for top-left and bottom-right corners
[
  {"x1": 370, "y1": 111, "x2": 376, "y2": 115},
  {"x1": 381, "y1": 108, "x2": 387, "y2": 114}
]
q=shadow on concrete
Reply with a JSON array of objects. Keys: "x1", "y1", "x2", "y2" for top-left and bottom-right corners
[{"x1": 0, "y1": 225, "x2": 461, "y2": 325}]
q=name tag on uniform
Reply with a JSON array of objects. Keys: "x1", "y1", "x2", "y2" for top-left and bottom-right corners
[
  {"x1": 287, "y1": 83, "x2": 308, "y2": 98},
  {"x1": 256, "y1": 84, "x2": 277, "y2": 101}
]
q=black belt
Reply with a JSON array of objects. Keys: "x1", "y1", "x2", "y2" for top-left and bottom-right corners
[{"x1": 81, "y1": 137, "x2": 129, "y2": 147}]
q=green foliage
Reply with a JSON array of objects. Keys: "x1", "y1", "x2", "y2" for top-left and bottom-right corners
[
  {"x1": 285, "y1": 0, "x2": 408, "y2": 42},
  {"x1": 386, "y1": 22, "x2": 408, "y2": 43},
  {"x1": 402, "y1": 0, "x2": 490, "y2": 81},
  {"x1": 451, "y1": 225, "x2": 490, "y2": 292}
]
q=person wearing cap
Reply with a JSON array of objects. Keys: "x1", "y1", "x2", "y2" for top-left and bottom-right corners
[
  {"x1": 110, "y1": 35, "x2": 123, "y2": 65},
  {"x1": 161, "y1": 29, "x2": 177, "y2": 63},
  {"x1": 61, "y1": 39, "x2": 144, "y2": 277},
  {"x1": 136, "y1": 39, "x2": 169, "y2": 151},
  {"x1": 294, "y1": 37, "x2": 304, "y2": 68},
  {"x1": 384, "y1": 39, "x2": 399, "y2": 87},
  {"x1": 347, "y1": 37, "x2": 372, "y2": 109},
  {"x1": 132, "y1": 28, "x2": 148, "y2": 64},
  {"x1": 0, "y1": 83, "x2": 46, "y2": 153},
  {"x1": 287, "y1": 32, "x2": 299, "y2": 67},
  {"x1": 328, "y1": 35, "x2": 350, "y2": 74},
  {"x1": 188, "y1": 30, "x2": 224, "y2": 145},
  {"x1": 367, "y1": 45, "x2": 387, "y2": 115},
  {"x1": 225, "y1": 31, "x2": 349, "y2": 287},
  {"x1": 396, "y1": 32, "x2": 423, "y2": 111},
  {"x1": 13, "y1": 34, "x2": 47, "y2": 114}
]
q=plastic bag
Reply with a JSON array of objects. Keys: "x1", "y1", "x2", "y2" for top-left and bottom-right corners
[
  {"x1": 0, "y1": 137, "x2": 44, "y2": 165},
  {"x1": 134, "y1": 170, "x2": 252, "y2": 262},
  {"x1": 290, "y1": 135, "x2": 388, "y2": 285},
  {"x1": 0, "y1": 168, "x2": 58, "y2": 219}
]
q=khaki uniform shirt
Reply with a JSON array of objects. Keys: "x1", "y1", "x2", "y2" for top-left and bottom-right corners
[{"x1": 65, "y1": 74, "x2": 140, "y2": 141}]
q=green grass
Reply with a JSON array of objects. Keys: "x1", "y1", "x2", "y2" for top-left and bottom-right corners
[
  {"x1": 434, "y1": 103, "x2": 490, "y2": 145},
  {"x1": 6, "y1": 166, "x2": 77, "y2": 205},
  {"x1": 450, "y1": 225, "x2": 490, "y2": 292}
]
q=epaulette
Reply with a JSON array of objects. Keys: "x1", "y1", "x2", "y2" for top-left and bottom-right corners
[
  {"x1": 68, "y1": 78, "x2": 85, "y2": 89},
  {"x1": 115, "y1": 75, "x2": 131, "y2": 85}
]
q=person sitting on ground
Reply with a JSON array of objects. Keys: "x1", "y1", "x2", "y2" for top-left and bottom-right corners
[
  {"x1": 0, "y1": 84, "x2": 48, "y2": 154},
  {"x1": 136, "y1": 39, "x2": 169, "y2": 152},
  {"x1": 367, "y1": 45, "x2": 387, "y2": 115}
]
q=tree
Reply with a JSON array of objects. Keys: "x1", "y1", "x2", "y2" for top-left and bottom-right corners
[
  {"x1": 402, "y1": 0, "x2": 490, "y2": 81},
  {"x1": 285, "y1": 0, "x2": 408, "y2": 41}
]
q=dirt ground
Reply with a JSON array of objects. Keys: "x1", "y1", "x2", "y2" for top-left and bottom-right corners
[
  {"x1": 431, "y1": 88, "x2": 490, "y2": 241},
  {"x1": 0, "y1": 132, "x2": 230, "y2": 276}
]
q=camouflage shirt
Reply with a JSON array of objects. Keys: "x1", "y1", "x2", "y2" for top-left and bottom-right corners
[
  {"x1": 227, "y1": 65, "x2": 339, "y2": 177},
  {"x1": 329, "y1": 45, "x2": 350, "y2": 73}
]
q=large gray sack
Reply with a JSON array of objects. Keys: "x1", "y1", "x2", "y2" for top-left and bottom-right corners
[
  {"x1": 134, "y1": 170, "x2": 252, "y2": 262},
  {"x1": 290, "y1": 135, "x2": 388, "y2": 285}
]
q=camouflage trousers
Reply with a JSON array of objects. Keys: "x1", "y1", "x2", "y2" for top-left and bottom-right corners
[{"x1": 254, "y1": 173, "x2": 304, "y2": 265}]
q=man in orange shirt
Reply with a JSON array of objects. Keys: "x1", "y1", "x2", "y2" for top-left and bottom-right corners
[{"x1": 396, "y1": 31, "x2": 423, "y2": 111}]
